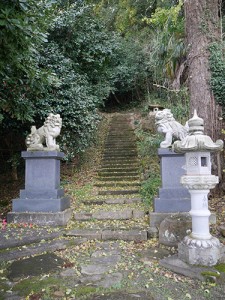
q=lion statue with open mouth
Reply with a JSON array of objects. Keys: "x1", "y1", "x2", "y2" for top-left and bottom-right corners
[
  {"x1": 155, "y1": 109, "x2": 188, "y2": 148},
  {"x1": 26, "y1": 113, "x2": 62, "y2": 151}
]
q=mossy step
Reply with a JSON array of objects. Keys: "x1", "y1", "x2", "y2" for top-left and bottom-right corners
[
  {"x1": 100, "y1": 163, "x2": 138, "y2": 168},
  {"x1": 103, "y1": 149, "x2": 137, "y2": 153},
  {"x1": 99, "y1": 170, "x2": 138, "y2": 175},
  {"x1": 100, "y1": 162, "x2": 139, "y2": 167},
  {"x1": 104, "y1": 147, "x2": 137, "y2": 151},
  {"x1": 98, "y1": 189, "x2": 139, "y2": 195},
  {"x1": 103, "y1": 152, "x2": 137, "y2": 157},
  {"x1": 82, "y1": 197, "x2": 142, "y2": 205},
  {"x1": 65, "y1": 229, "x2": 147, "y2": 242},
  {"x1": 98, "y1": 167, "x2": 139, "y2": 172},
  {"x1": 105, "y1": 139, "x2": 135, "y2": 142},
  {"x1": 97, "y1": 176, "x2": 140, "y2": 182},
  {"x1": 95, "y1": 182, "x2": 141, "y2": 188},
  {"x1": 74, "y1": 208, "x2": 146, "y2": 221},
  {"x1": 102, "y1": 154, "x2": 137, "y2": 159}
]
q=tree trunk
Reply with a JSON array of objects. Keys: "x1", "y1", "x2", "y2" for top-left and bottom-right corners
[
  {"x1": 184, "y1": 0, "x2": 225, "y2": 191},
  {"x1": 184, "y1": 0, "x2": 223, "y2": 141}
]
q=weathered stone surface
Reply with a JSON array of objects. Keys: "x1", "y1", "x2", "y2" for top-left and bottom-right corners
[
  {"x1": 80, "y1": 264, "x2": 112, "y2": 275},
  {"x1": 60, "y1": 268, "x2": 77, "y2": 277},
  {"x1": 139, "y1": 248, "x2": 173, "y2": 262},
  {"x1": 97, "y1": 272, "x2": 123, "y2": 288},
  {"x1": 159, "y1": 213, "x2": 192, "y2": 247},
  {"x1": 99, "y1": 190, "x2": 139, "y2": 196},
  {"x1": 7, "y1": 208, "x2": 72, "y2": 226},
  {"x1": 92, "y1": 209, "x2": 133, "y2": 220},
  {"x1": 85, "y1": 291, "x2": 154, "y2": 300},
  {"x1": 7, "y1": 253, "x2": 66, "y2": 281},
  {"x1": 125, "y1": 197, "x2": 142, "y2": 204},
  {"x1": 105, "y1": 198, "x2": 125, "y2": 204},
  {"x1": 132, "y1": 209, "x2": 145, "y2": 218},
  {"x1": 91, "y1": 250, "x2": 119, "y2": 258},
  {"x1": 160, "y1": 254, "x2": 215, "y2": 281},
  {"x1": 0, "y1": 238, "x2": 86, "y2": 262},
  {"x1": 79, "y1": 274, "x2": 102, "y2": 283},
  {"x1": 91, "y1": 255, "x2": 120, "y2": 265},
  {"x1": 102, "y1": 230, "x2": 147, "y2": 242},
  {"x1": 74, "y1": 212, "x2": 93, "y2": 221},
  {"x1": 147, "y1": 227, "x2": 159, "y2": 238},
  {"x1": 65, "y1": 229, "x2": 102, "y2": 239},
  {"x1": 0, "y1": 228, "x2": 64, "y2": 250}
]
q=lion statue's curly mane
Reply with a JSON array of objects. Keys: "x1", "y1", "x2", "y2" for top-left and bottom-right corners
[
  {"x1": 155, "y1": 109, "x2": 188, "y2": 148},
  {"x1": 26, "y1": 113, "x2": 62, "y2": 151}
]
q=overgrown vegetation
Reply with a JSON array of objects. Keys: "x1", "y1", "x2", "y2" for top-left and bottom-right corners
[
  {"x1": 209, "y1": 42, "x2": 225, "y2": 108},
  {"x1": 0, "y1": 0, "x2": 224, "y2": 164}
]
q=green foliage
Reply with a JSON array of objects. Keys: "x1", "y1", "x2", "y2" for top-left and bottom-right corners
[
  {"x1": 209, "y1": 42, "x2": 225, "y2": 107},
  {"x1": 136, "y1": 129, "x2": 162, "y2": 207},
  {"x1": 144, "y1": 0, "x2": 185, "y2": 84},
  {"x1": 92, "y1": 0, "x2": 157, "y2": 35},
  {"x1": 0, "y1": 0, "x2": 56, "y2": 122}
]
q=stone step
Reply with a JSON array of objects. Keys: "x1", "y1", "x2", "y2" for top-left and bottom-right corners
[
  {"x1": 97, "y1": 176, "x2": 140, "y2": 182},
  {"x1": 104, "y1": 147, "x2": 137, "y2": 152},
  {"x1": 102, "y1": 154, "x2": 137, "y2": 159},
  {"x1": 98, "y1": 171, "x2": 139, "y2": 177},
  {"x1": 95, "y1": 182, "x2": 141, "y2": 188},
  {"x1": 98, "y1": 189, "x2": 139, "y2": 195},
  {"x1": 74, "y1": 209, "x2": 146, "y2": 221},
  {"x1": 100, "y1": 162, "x2": 139, "y2": 167},
  {"x1": 103, "y1": 149, "x2": 137, "y2": 153},
  {"x1": 82, "y1": 197, "x2": 142, "y2": 205},
  {"x1": 101, "y1": 160, "x2": 139, "y2": 165},
  {"x1": 98, "y1": 167, "x2": 139, "y2": 172},
  {"x1": 65, "y1": 229, "x2": 148, "y2": 242},
  {"x1": 102, "y1": 156, "x2": 139, "y2": 163}
]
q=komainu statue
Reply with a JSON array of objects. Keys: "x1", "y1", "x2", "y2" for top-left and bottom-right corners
[
  {"x1": 155, "y1": 109, "x2": 188, "y2": 148},
  {"x1": 26, "y1": 113, "x2": 62, "y2": 151}
]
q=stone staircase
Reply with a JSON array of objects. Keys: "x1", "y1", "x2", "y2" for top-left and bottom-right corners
[{"x1": 68, "y1": 114, "x2": 149, "y2": 242}]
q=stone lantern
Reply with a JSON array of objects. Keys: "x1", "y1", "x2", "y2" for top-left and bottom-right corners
[{"x1": 173, "y1": 110, "x2": 224, "y2": 266}]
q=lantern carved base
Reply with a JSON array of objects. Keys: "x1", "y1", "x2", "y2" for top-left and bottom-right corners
[{"x1": 178, "y1": 235, "x2": 225, "y2": 266}]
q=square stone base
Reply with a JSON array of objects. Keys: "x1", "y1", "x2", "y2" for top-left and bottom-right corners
[{"x1": 7, "y1": 208, "x2": 72, "y2": 226}]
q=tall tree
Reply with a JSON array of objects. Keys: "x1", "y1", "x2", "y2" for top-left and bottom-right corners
[{"x1": 184, "y1": 0, "x2": 223, "y2": 140}]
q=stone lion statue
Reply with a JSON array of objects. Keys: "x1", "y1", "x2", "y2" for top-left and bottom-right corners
[
  {"x1": 155, "y1": 109, "x2": 188, "y2": 148},
  {"x1": 26, "y1": 113, "x2": 62, "y2": 151}
]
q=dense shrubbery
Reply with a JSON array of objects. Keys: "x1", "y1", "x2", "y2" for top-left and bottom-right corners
[{"x1": 0, "y1": 0, "x2": 147, "y2": 159}]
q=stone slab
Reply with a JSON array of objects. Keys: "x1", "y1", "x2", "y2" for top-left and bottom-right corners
[
  {"x1": 0, "y1": 238, "x2": 87, "y2": 262},
  {"x1": 81, "y1": 264, "x2": 111, "y2": 275},
  {"x1": 92, "y1": 209, "x2": 133, "y2": 220},
  {"x1": 102, "y1": 229, "x2": 147, "y2": 242},
  {"x1": 99, "y1": 190, "x2": 139, "y2": 196},
  {"x1": 7, "y1": 208, "x2": 72, "y2": 226},
  {"x1": 85, "y1": 291, "x2": 154, "y2": 300},
  {"x1": 65, "y1": 229, "x2": 102, "y2": 240},
  {"x1": 97, "y1": 272, "x2": 123, "y2": 288},
  {"x1": 159, "y1": 254, "x2": 218, "y2": 281},
  {"x1": 0, "y1": 228, "x2": 63, "y2": 250},
  {"x1": 7, "y1": 253, "x2": 67, "y2": 281},
  {"x1": 74, "y1": 212, "x2": 93, "y2": 221},
  {"x1": 132, "y1": 209, "x2": 145, "y2": 218},
  {"x1": 11, "y1": 196, "x2": 70, "y2": 212}
]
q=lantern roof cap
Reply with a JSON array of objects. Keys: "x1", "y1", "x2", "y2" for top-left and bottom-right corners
[{"x1": 173, "y1": 110, "x2": 223, "y2": 153}]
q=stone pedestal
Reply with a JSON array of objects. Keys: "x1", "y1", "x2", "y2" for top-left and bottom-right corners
[
  {"x1": 178, "y1": 236, "x2": 224, "y2": 266},
  {"x1": 153, "y1": 148, "x2": 191, "y2": 213},
  {"x1": 149, "y1": 149, "x2": 191, "y2": 234},
  {"x1": 7, "y1": 151, "x2": 71, "y2": 226}
]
